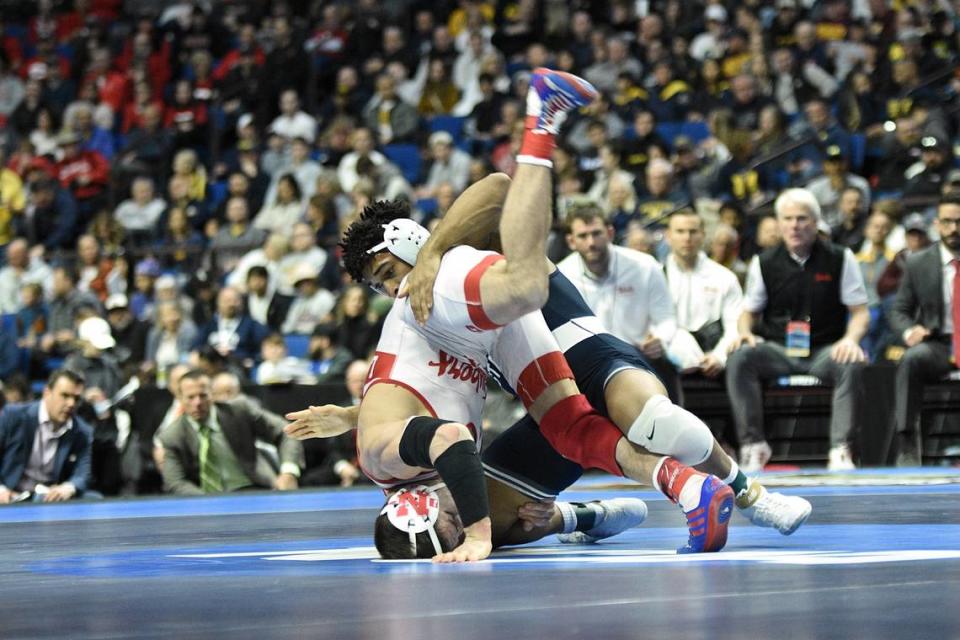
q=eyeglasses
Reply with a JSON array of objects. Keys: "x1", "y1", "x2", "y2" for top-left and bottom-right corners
[{"x1": 938, "y1": 218, "x2": 960, "y2": 228}]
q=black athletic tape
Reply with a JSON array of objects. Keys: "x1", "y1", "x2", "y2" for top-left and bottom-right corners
[
  {"x1": 398, "y1": 417, "x2": 454, "y2": 468},
  {"x1": 434, "y1": 440, "x2": 489, "y2": 527}
]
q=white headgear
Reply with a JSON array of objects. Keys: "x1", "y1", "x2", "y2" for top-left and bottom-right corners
[
  {"x1": 380, "y1": 484, "x2": 443, "y2": 557},
  {"x1": 366, "y1": 218, "x2": 431, "y2": 267}
]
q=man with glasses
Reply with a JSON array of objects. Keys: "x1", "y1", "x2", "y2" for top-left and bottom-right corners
[{"x1": 889, "y1": 194, "x2": 960, "y2": 466}]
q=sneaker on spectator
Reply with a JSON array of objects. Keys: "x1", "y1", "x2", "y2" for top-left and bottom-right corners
[
  {"x1": 739, "y1": 441, "x2": 772, "y2": 474},
  {"x1": 827, "y1": 444, "x2": 856, "y2": 471},
  {"x1": 895, "y1": 432, "x2": 922, "y2": 467},
  {"x1": 557, "y1": 498, "x2": 648, "y2": 544},
  {"x1": 736, "y1": 479, "x2": 812, "y2": 535}
]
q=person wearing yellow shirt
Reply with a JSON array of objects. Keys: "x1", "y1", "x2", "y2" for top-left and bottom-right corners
[{"x1": 0, "y1": 148, "x2": 26, "y2": 248}]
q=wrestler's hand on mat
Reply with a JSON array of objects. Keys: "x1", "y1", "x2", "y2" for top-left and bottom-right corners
[
  {"x1": 518, "y1": 499, "x2": 556, "y2": 532},
  {"x1": 398, "y1": 251, "x2": 441, "y2": 325},
  {"x1": 284, "y1": 405, "x2": 356, "y2": 439},
  {"x1": 433, "y1": 517, "x2": 492, "y2": 563}
]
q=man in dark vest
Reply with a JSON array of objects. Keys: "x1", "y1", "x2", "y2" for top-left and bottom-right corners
[
  {"x1": 888, "y1": 195, "x2": 960, "y2": 466},
  {"x1": 726, "y1": 188, "x2": 870, "y2": 472}
]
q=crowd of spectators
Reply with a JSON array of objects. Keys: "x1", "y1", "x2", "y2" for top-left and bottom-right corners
[{"x1": 0, "y1": 0, "x2": 959, "y2": 499}]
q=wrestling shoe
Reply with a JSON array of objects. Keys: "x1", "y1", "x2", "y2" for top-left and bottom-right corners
[
  {"x1": 557, "y1": 498, "x2": 648, "y2": 544},
  {"x1": 736, "y1": 479, "x2": 812, "y2": 535},
  {"x1": 526, "y1": 68, "x2": 598, "y2": 134},
  {"x1": 677, "y1": 474, "x2": 734, "y2": 554}
]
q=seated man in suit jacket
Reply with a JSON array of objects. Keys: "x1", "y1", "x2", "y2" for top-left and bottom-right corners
[
  {"x1": 244, "y1": 265, "x2": 293, "y2": 332},
  {"x1": 888, "y1": 194, "x2": 960, "y2": 466},
  {"x1": 157, "y1": 369, "x2": 304, "y2": 495},
  {"x1": 192, "y1": 286, "x2": 269, "y2": 366},
  {"x1": 0, "y1": 369, "x2": 94, "y2": 503}
]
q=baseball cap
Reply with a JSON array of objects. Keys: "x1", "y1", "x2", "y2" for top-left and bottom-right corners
[
  {"x1": 921, "y1": 136, "x2": 947, "y2": 152},
  {"x1": 237, "y1": 113, "x2": 254, "y2": 131},
  {"x1": 105, "y1": 293, "x2": 129, "y2": 311},
  {"x1": 428, "y1": 130, "x2": 454, "y2": 147},
  {"x1": 705, "y1": 4, "x2": 727, "y2": 22},
  {"x1": 825, "y1": 144, "x2": 844, "y2": 160},
  {"x1": 78, "y1": 317, "x2": 116, "y2": 350},
  {"x1": 135, "y1": 258, "x2": 161, "y2": 278},
  {"x1": 673, "y1": 135, "x2": 695, "y2": 152},
  {"x1": 291, "y1": 263, "x2": 319, "y2": 285},
  {"x1": 902, "y1": 213, "x2": 928, "y2": 233},
  {"x1": 947, "y1": 169, "x2": 960, "y2": 184}
]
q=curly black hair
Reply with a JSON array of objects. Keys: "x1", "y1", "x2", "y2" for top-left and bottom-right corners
[{"x1": 339, "y1": 199, "x2": 412, "y2": 283}]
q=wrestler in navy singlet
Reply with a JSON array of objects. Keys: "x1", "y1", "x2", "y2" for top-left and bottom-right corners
[{"x1": 483, "y1": 269, "x2": 659, "y2": 499}]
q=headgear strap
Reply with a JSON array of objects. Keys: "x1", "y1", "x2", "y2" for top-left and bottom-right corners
[{"x1": 380, "y1": 484, "x2": 443, "y2": 557}]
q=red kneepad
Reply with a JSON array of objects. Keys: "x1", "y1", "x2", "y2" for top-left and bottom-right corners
[{"x1": 538, "y1": 394, "x2": 624, "y2": 476}]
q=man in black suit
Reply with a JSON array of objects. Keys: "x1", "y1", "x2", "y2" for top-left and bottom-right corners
[
  {"x1": 0, "y1": 369, "x2": 94, "y2": 503},
  {"x1": 157, "y1": 369, "x2": 304, "y2": 495},
  {"x1": 244, "y1": 265, "x2": 293, "y2": 332},
  {"x1": 889, "y1": 195, "x2": 960, "y2": 466}
]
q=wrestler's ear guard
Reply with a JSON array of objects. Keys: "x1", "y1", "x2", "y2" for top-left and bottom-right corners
[{"x1": 367, "y1": 218, "x2": 431, "y2": 267}]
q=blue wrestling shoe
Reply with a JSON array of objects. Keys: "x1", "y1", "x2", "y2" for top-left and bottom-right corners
[
  {"x1": 527, "y1": 68, "x2": 598, "y2": 134},
  {"x1": 677, "y1": 475, "x2": 734, "y2": 554},
  {"x1": 557, "y1": 498, "x2": 648, "y2": 544}
]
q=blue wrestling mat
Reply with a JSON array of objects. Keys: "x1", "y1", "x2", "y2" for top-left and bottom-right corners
[{"x1": 2, "y1": 474, "x2": 959, "y2": 639}]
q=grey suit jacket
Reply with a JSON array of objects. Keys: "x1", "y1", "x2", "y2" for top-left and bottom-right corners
[
  {"x1": 158, "y1": 400, "x2": 304, "y2": 496},
  {"x1": 890, "y1": 243, "x2": 948, "y2": 339}
]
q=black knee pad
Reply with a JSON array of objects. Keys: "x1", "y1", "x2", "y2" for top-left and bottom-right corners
[{"x1": 398, "y1": 417, "x2": 455, "y2": 468}]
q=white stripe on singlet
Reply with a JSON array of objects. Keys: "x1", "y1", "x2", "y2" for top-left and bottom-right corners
[
  {"x1": 482, "y1": 462, "x2": 558, "y2": 501},
  {"x1": 551, "y1": 316, "x2": 610, "y2": 352}
]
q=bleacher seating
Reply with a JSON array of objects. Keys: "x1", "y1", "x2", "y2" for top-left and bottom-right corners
[
  {"x1": 427, "y1": 115, "x2": 466, "y2": 145},
  {"x1": 283, "y1": 334, "x2": 311, "y2": 359},
  {"x1": 383, "y1": 143, "x2": 422, "y2": 184}
]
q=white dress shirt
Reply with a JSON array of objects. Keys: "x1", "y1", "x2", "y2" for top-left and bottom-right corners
[
  {"x1": 665, "y1": 252, "x2": 743, "y2": 366},
  {"x1": 269, "y1": 111, "x2": 318, "y2": 143},
  {"x1": 939, "y1": 242, "x2": 959, "y2": 336},
  {"x1": 557, "y1": 244, "x2": 677, "y2": 349},
  {"x1": 742, "y1": 247, "x2": 869, "y2": 313}
]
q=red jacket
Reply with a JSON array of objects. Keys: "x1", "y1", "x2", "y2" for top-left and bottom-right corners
[{"x1": 57, "y1": 151, "x2": 109, "y2": 200}]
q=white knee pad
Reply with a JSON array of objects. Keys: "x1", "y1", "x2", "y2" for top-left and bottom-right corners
[{"x1": 625, "y1": 394, "x2": 714, "y2": 465}]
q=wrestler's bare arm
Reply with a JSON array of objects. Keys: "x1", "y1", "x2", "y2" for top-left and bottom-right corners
[
  {"x1": 401, "y1": 173, "x2": 509, "y2": 323},
  {"x1": 403, "y1": 172, "x2": 554, "y2": 325},
  {"x1": 284, "y1": 404, "x2": 360, "y2": 439},
  {"x1": 417, "y1": 172, "x2": 509, "y2": 257}
]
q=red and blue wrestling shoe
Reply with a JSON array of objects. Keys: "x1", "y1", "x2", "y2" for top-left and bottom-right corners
[
  {"x1": 526, "y1": 68, "x2": 599, "y2": 134},
  {"x1": 678, "y1": 475, "x2": 734, "y2": 554}
]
